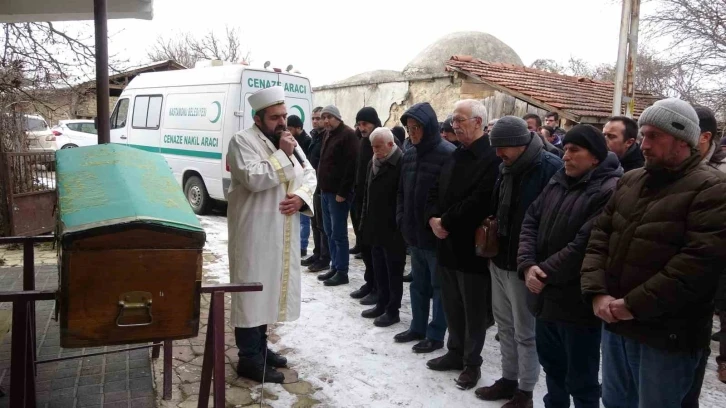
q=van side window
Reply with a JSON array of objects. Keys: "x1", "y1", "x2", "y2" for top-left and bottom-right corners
[
  {"x1": 132, "y1": 95, "x2": 163, "y2": 130},
  {"x1": 111, "y1": 98, "x2": 129, "y2": 129}
]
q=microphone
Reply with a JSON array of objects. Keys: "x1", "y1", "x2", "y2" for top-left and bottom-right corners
[{"x1": 293, "y1": 145, "x2": 307, "y2": 168}]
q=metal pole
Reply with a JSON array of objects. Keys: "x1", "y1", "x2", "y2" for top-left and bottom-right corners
[
  {"x1": 624, "y1": 0, "x2": 641, "y2": 118},
  {"x1": 612, "y1": 0, "x2": 632, "y2": 116},
  {"x1": 94, "y1": 0, "x2": 110, "y2": 144}
]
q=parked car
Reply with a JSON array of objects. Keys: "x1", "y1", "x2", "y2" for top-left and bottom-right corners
[
  {"x1": 51, "y1": 119, "x2": 98, "y2": 149},
  {"x1": 23, "y1": 114, "x2": 54, "y2": 152}
]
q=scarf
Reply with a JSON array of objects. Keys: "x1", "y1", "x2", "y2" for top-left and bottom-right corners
[
  {"x1": 497, "y1": 135, "x2": 543, "y2": 236},
  {"x1": 372, "y1": 144, "x2": 398, "y2": 175}
]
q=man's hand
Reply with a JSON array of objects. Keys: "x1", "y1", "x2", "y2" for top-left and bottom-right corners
[
  {"x1": 335, "y1": 195, "x2": 346, "y2": 203},
  {"x1": 525, "y1": 266, "x2": 547, "y2": 294},
  {"x1": 593, "y1": 295, "x2": 618, "y2": 323},
  {"x1": 429, "y1": 217, "x2": 449, "y2": 239},
  {"x1": 280, "y1": 131, "x2": 297, "y2": 156},
  {"x1": 279, "y1": 193, "x2": 303, "y2": 216},
  {"x1": 609, "y1": 299, "x2": 634, "y2": 321}
]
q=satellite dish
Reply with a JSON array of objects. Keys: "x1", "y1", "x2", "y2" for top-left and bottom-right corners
[
  {"x1": 263, "y1": 61, "x2": 271, "y2": 70},
  {"x1": 286, "y1": 64, "x2": 293, "y2": 73}
]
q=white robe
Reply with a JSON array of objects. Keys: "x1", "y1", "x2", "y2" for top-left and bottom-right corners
[{"x1": 227, "y1": 125, "x2": 316, "y2": 328}]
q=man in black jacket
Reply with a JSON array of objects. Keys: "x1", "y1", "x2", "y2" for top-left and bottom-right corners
[
  {"x1": 603, "y1": 116, "x2": 644, "y2": 173},
  {"x1": 288, "y1": 115, "x2": 313, "y2": 258},
  {"x1": 303, "y1": 107, "x2": 332, "y2": 273},
  {"x1": 475, "y1": 117, "x2": 562, "y2": 407},
  {"x1": 316, "y1": 105, "x2": 359, "y2": 286},
  {"x1": 519, "y1": 125, "x2": 622, "y2": 408},
  {"x1": 358, "y1": 127, "x2": 406, "y2": 327},
  {"x1": 424, "y1": 99, "x2": 501, "y2": 391}
]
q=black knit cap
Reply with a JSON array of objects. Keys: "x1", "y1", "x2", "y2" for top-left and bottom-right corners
[
  {"x1": 355, "y1": 107, "x2": 382, "y2": 127},
  {"x1": 391, "y1": 126, "x2": 406, "y2": 145},
  {"x1": 441, "y1": 115, "x2": 454, "y2": 133},
  {"x1": 287, "y1": 115, "x2": 303, "y2": 128},
  {"x1": 562, "y1": 124, "x2": 608, "y2": 163}
]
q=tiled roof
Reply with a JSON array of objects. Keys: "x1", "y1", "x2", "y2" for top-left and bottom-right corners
[{"x1": 445, "y1": 56, "x2": 661, "y2": 121}]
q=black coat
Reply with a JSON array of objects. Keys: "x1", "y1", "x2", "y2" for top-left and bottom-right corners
[
  {"x1": 294, "y1": 130, "x2": 312, "y2": 157},
  {"x1": 354, "y1": 133, "x2": 374, "y2": 212},
  {"x1": 308, "y1": 128, "x2": 325, "y2": 171},
  {"x1": 517, "y1": 153, "x2": 623, "y2": 326},
  {"x1": 359, "y1": 148, "x2": 405, "y2": 249},
  {"x1": 317, "y1": 122, "x2": 359, "y2": 197},
  {"x1": 425, "y1": 135, "x2": 501, "y2": 274},
  {"x1": 620, "y1": 142, "x2": 645, "y2": 173},
  {"x1": 396, "y1": 103, "x2": 456, "y2": 250}
]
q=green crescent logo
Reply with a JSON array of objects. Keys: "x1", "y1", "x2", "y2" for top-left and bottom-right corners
[
  {"x1": 291, "y1": 105, "x2": 305, "y2": 124},
  {"x1": 209, "y1": 101, "x2": 222, "y2": 123}
]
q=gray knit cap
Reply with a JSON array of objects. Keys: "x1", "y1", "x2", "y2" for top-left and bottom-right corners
[
  {"x1": 489, "y1": 116, "x2": 533, "y2": 147},
  {"x1": 321, "y1": 105, "x2": 342, "y2": 121},
  {"x1": 638, "y1": 98, "x2": 700, "y2": 148}
]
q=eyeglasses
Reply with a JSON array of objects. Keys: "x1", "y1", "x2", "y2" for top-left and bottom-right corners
[
  {"x1": 451, "y1": 117, "x2": 477, "y2": 124},
  {"x1": 405, "y1": 125, "x2": 422, "y2": 132}
]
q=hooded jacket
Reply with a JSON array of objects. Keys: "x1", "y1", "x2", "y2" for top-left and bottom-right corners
[
  {"x1": 518, "y1": 152, "x2": 623, "y2": 326},
  {"x1": 396, "y1": 103, "x2": 456, "y2": 250}
]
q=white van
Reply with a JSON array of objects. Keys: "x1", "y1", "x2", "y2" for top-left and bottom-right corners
[{"x1": 109, "y1": 65, "x2": 313, "y2": 214}]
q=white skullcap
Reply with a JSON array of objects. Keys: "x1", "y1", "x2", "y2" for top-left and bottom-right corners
[{"x1": 248, "y1": 86, "x2": 285, "y2": 111}]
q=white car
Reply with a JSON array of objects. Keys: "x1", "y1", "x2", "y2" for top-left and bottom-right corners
[
  {"x1": 23, "y1": 114, "x2": 54, "y2": 152},
  {"x1": 51, "y1": 119, "x2": 98, "y2": 149}
]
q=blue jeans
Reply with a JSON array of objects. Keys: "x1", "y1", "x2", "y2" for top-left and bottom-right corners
[
  {"x1": 321, "y1": 192, "x2": 350, "y2": 274},
  {"x1": 300, "y1": 214, "x2": 310, "y2": 251},
  {"x1": 408, "y1": 246, "x2": 447, "y2": 342},
  {"x1": 536, "y1": 319, "x2": 601, "y2": 408},
  {"x1": 601, "y1": 329, "x2": 703, "y2": 408}
]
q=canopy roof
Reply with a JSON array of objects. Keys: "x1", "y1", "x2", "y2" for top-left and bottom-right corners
[{"x1": 0, "y1": 0, "x2": 153, "y2": 23}]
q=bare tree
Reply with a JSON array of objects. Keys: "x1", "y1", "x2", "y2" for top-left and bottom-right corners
[
  {"x1": 530, "y1": 59, "x2": 564, "y2": 74},
  {"x1": 147, "y1": 26, "x2": 250, "y2": 68}
]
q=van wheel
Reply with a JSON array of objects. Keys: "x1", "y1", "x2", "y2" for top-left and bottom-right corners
[
  {"x1": 184, "y1": 176, "x2": 211, "y2": 215},
  {"x1": 61, "y1": 144, "x2": 78, "y2": 149}
]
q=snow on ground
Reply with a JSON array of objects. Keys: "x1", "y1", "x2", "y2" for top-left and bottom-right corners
[{"x1": 199, "y1": 214, "x2": 726, "y2": 408}]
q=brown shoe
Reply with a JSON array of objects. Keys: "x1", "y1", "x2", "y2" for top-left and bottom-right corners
[
  {"x1": 718, "y1": 361, "x2": 726, "y2": 384},
  {"x1": 475, "y1": 377, "x2": 518, "y2": 401},
  {"x1": 502, "y1": 389, "x2": 533, "y2": 408},
  {"x1": 455, "y1": 366, "x2": 481, "y2": 390}
]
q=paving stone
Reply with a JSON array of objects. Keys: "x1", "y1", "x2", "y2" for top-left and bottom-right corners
[
  {"x1": 106, "y1": 352, "x2": 128, "y2": 363},
  {"x1": 172, "y1": 346, "x2": 196, "y2": 363},
  {"x1": 54, "y1": 368, "x2": 79, "y2": 379},
  {"x1": 292, "y1": 395, "x2": 322, "y2": 408},
  {"x1": 36, "y1": 379, "x2": 51, "y2": 391},
  {"x1": 128, "y1": 367, "x2": 151, "y2": 378},
  {"x1": 282, "y1": 380, "x2": 314, "y2": 395},
  {"x1": 262, "y1": 388, "x2": 279, "y2": 400},
  {"x1": 81, "y1": 365, "x2": 103, "y2": 376},
  {"x1": 77, "y1": 393, "x2": 103, "y2": 407},
  {"x1": 51, "y1": 376, "x2": 77, "y2": 390},
  {"x1": 48, "y1": 396, "x2": 76, "y2": 408},
  {"x1": 129, "y1": 358, "x2": 148, "y2": 369},
  {"x1": 80, "y1": 356, "x2": 104, "y2": 366},
  {"x1": 50, "y1": 387, "x2": 76, "y2": 399},
  {"x1": 180, "y1": 382, "x2": 201, "y2": 396},
  {"x1": 79, "y1": 374, "x2": 103, "y2": 386},
  {"x1": 129, "y1": 396, "x2": 155, "y2": 408},
  {"x1": 103, "y1": 380, "x2": 128, "y2": 392},
  {"x1": 77, "y1": 384, "x2": 102, "y2": 395},
  {"x1": 129, "y1": 377, "x2": 153, "y2": 391},
  {"x1": 105, "y1": 362, "x2": 127, "y2": 373},
  {"x1": 176, "y1": 363, "x2": 203, "y2": 383},
  {"x1": 279, "y1": 368, "x2": 299, "y2": 383},
  {"x1": 103, "y1": 390, "x2": 130, "y2": 402},
  {"x1": 102, "y1": 402, "x2": 129, "y2": 408},
  {"x1": 225, "y1": 387, "x2": 254, "y2": 405},
  {"x1": 58, "y1": 360, "x2": 80, "y2": 370},
  {"x1": 105, "y1": 370, "x2": 127, "y2": 383}
]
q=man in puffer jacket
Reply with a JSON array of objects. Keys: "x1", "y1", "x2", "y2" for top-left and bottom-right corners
[
  {"x1": 518, "y1": 125, "x2": 622, "y2": 408},
  {"x1": 581, "y1": 98, "x2": 726, "y2": 408},
  {"x1": 393, "y1": 102, "x2": 455, "y2": 354}
]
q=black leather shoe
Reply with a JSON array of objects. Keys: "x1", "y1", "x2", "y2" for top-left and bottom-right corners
[
  {"x1": 301, "y1": 249, "x2": 307, "y2": 257},
  {"x1": 360, "y1": 291, "x2": 378, "y2": 306},
  {"x1": 349, "y1": 245, "x2": 361, "y2": 255},
  {"x1": 456, "y1": 366, "x2": 481, "y2": 390},
  {"x1": 374, "y1": 312, "x2": 400, "y2": 327},
  {"x1": 394, "y1": 329, "x2": 425, "y2": 343},
  {"x1": 350, "y1": 284, "x2": 371, "y2": 299},
  {"x1": 426, "y1": 352, "x2": 464, "y2": 371},
  {"x1": 413, "y1": 339, "x2": 444, "y2": 354},
  {"x1": 308, "y1": 261, "x2": 331, "y2": 272},
  {"x1": 301, "y1": 255, "x2": 318, "y2": 267},
  {"x1": 317, "y1": 270, "x2": 336, "y2": 281},
  {"x1": 237, "y1": 358, "x2": 284, "y2": 383},
  {"x1": 265, "y1": 349, "x2": 287, "y2": 368},
  {"x1": 402, "y1": 273, "x2": 413, "y2": 283},
  {"x1": 361, "y1": 306, "x2": 385, "y2": 319},
  {"x1": 323, "y1": 272, "x2": 349, "y2": 286},
  {"x1": 713, "y1": 331, "x2": 723, "y2": 342}
]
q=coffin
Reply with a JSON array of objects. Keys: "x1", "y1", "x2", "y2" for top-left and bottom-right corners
[{"x1": 56, "y1": 144, "x2": 205, "y2": 348}]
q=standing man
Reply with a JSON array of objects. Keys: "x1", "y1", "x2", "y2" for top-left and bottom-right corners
[
  {"x1": 519, "y1": 125, "x2": 622, "y2": 408},
  {"x1": 425, "y1": 99, "x2": 501, "y2": 390},
  {"x1": 603, "y1": 116, "x2": 644, "y2": 172},
  {"x1": 358, "y1": 127, "x2": 406, "y2": 327},
  {"x1": 440, "y1": 115, "x2": 460, "y2": 146},
  {"x1": 581, "y1": 99, "x2": 726, "y2": 408},
  {"x1": 475, "y1": 116, "x2": 562, "y2": 407},
  {"x1": 349, "y1": 107, "x2": 381, "y2": 305},
  {"x1": 303, "y1": 107, "x2": 332, "y2": 273},
  {"x1": 524, "y1": 113, "x2": 563, "y2": 158},
  {"x1": 288, "y1": 114, "x2": 313, "y2": 257},
  {"x1": 394, "y1": 102, "x2": 454, "y2": 352},
  {"x1": 227, "y1": 86, "x2": 317, "y2": 383},
  {"x1": 316, "y1": 105, "x2": 359, "y2": 286}
]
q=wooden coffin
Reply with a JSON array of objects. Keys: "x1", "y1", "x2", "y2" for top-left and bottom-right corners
[{"x1": 56, "y1": 144, "x2": 206, "y2": 348}]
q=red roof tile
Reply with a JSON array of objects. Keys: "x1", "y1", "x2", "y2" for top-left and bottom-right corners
[{"x1": 445, "y1": 56, "x2": 661, "y2": 122}]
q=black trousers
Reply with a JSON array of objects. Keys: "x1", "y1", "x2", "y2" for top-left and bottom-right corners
[
  {"x1": 438, "y1": 266, "x2": 493, "y2": 367},
  {"x1": 350, "y1": 197, "x2": 375, "y2": 291},
  {"x1": 372, "y1": 244, "x2": 406, "y2": 314},
  {"x1": 311, "y1": 191, "x2": 330, "y2": 263},
  {"x1": 682, "y1": 310, "x2": 726, "y2": 408},
  {"x1": 235, "y1": 325, "x2": 268, "y2": 364}
]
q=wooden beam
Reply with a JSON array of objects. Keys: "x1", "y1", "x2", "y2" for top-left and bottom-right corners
[{"x1": 448, "y1": 67, "x2": 581, "y2": 123}]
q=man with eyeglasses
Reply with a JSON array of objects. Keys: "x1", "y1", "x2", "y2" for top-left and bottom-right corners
[
  {"x1": 394, "y1": 102, "x2": 455, "y2": 354},
  {"x1": 302, "y1": 107, "x2": 332, "y2": 273},
  {"x1": 425, "y1": 99, "x2": 501, "y2": 391}
]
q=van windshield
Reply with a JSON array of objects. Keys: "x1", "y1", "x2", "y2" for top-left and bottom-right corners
[{"x1": 25, "y1": 118, "x2": 48, "y2": 131}]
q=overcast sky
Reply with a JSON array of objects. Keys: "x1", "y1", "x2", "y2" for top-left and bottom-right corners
[{"x1": 103, "y1": 0, "x2": 658, "y2": 87}]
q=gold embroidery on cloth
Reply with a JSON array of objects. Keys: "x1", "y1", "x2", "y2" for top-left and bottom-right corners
[
  {"x1": 269, "y1": 154, "x2": 288, "y2": 183},
  {"x1": 277, "y1": 180, "x2": 295, "y2": 321}
]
